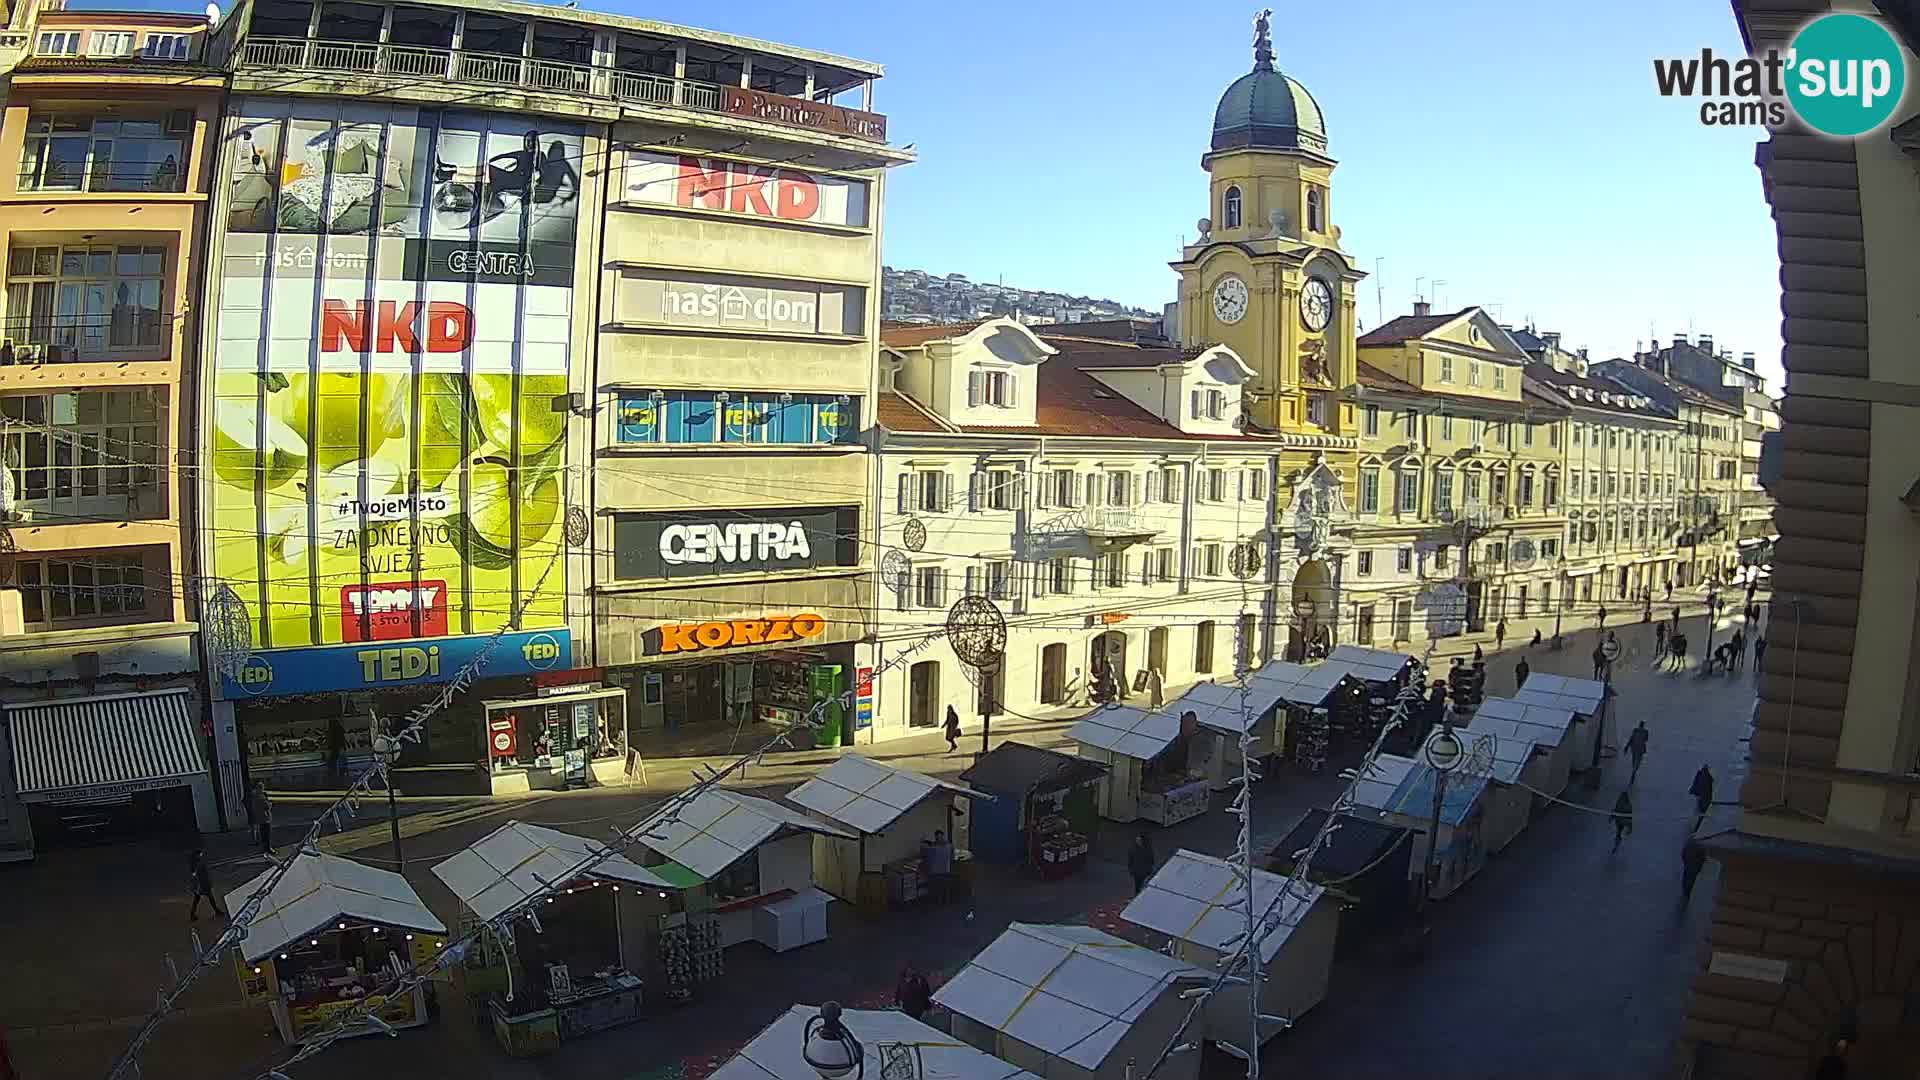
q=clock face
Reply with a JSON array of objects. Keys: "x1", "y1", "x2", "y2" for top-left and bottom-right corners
[
  {"x1": 1212, "y1": 275, "x2": 1249, "y2": 325},
  {"x1": 1300, "y1": 278, "x2": 1334, "y2": 332}
]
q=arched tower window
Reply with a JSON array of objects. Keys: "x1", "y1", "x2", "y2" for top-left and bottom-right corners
[
  {"x1": 1223, "y1": 186, "x2": 1242, "y2": 229},
  {"x1": 1306, "y1": 188, "x2": 1324, "y2": 232}
]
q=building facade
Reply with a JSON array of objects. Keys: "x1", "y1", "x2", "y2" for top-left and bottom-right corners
[
  {"x1": 1671, "y1": 4, "x2": 1920, "y2": 1077},
  {"x1": 0, "y1": 0, "x2": 224, "y2": 859},
  {"x1": 1347, "y1": 305, "x2": 1569, "y2": 648},
  {"x1": 867, "y1": 319, "x2": 1286, "y2": 742},
  {"x1": 191, "y1": 0, "x2": 903, "y2": 803}
]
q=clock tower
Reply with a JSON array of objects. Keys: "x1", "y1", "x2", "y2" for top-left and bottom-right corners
[{"x1": 1171, "y1": 9, "x2": 1366, "y2": 441}]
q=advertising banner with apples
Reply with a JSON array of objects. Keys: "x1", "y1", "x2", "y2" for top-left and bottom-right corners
[{"x1": 209, "y1": 100, "x2": 581, "y2": 669}]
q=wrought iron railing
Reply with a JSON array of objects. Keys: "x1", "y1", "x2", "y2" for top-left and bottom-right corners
[
  {"x1": 1, "y1": 310, "x2": 171, "y2": 362},
  {"x1": 17, "y1": 163, "x2": 187, "y2": 194}
]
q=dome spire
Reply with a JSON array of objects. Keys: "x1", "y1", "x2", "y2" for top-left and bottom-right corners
[{"x1": 1252, "y1": 8, "x2": 1275, "y2": 72}]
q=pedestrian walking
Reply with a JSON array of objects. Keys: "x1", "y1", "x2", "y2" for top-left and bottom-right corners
[
  {"x1": 1730, "y1": 629, "x2": 1745, "y2": 670},
  {"x1": 325, "y1": 714, "x2": 346, "y2": 786},
  {"x1": 895, "y1": 966, "x2": 932, "y2": 1020},
  {"x1": 1127, "y1": 830, "x2": 1156, "y2": 895},
  {"x1": 188, "y1": 847, "x2": 224, "y2": 921},
  {"x1": 943, "y1": 705, "x2": 962, "y2": 753},
  {"x1": 1472, "y1": 643, "x2": 1484, "y2": 664},
  {"x1": 1597, "y1": 605, "x2": 1608, "y2": 628},
  {"x1": 1530, "y1": 627, "x2": 1542, "y2": 648},
  {"x1": 1681, "y1": 838, "x2": 1706, "y2": 900},
  {"x1": 1753, "y1": 636, "x2": 1767, "y2": 672},
  {"x1": 249, "y1": 780, "x2": 273, "y2": 855},
  {"x1": 1690, "y1": 765, "x2": 1716, "y2": 824},
  {"x1": 1494, "y1": 619, "x2": 1507, "y2": 651},
  {"x1": 1591, "y1": 643, "x2": 1608, "y2": 680},
  {"x1": 1671, "y1": 605, "x2": 1681, "y2": 629},
  {"x1": 1665, "y1": 580, "x2": 1673, "y2": 601},
  {"x1": 1610, "y1": 790, "x2": 1635, "y2": 852},
  {"x1": 1655, "y1": 622, "x2": 1667, "y2": 662},
  {"x1": 1514, "y1": 656, "x2": 1530, "y2": 689},
  {"x1": 1626, "y1": 721, "x2": 1650, "y2": 782},
  {"x1": 1674, "y1": 633, "x2": 1689, "y2": 670}
]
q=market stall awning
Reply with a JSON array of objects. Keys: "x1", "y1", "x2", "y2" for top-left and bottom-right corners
[
  {"x1": 1349, "y1": 754, "x2": 1418, "y2": 814},
  {"x1": 1382, "y1": 762, "x2": 1490, "y2": 826},
  {"x1": 959, "y1": 742, "x2": 1106, "y2": 796},
  {"x1": 710, "y1": 1005, "x2": 1041, "y2": 1080},
  {"x1": 1065, "y1": 704, "x2": 1182, "y2": 760},
  {"x1": 1246, "y1": 659, "x2": 1353, "y2": 708},
  {"x1": 633, "y1": 789, "x2": 854, "y2": 880},
  {"x1": 225, "y1": 851, "x2": 445, "y2": 963},
  {"x1": 933, "y1": 923, "x2": 1203, "y2": 1072},
  {"x1": 7, "y1": 688, "x2": 203, "y2": 803},
  {"x1": 1121, "y1": 849, "x2": 1324, "y2": 964},
  {"x1": 1176, "y1": 680, "x2": 1289, "y2": 736},
  {"x1": 1455, "y1": 720, "x2": 1552, "y2": 784},
  {"x1": 1472, "y1": 697, "x2": 1576, "y2": 746},
  {"x1": 785, "y1": 754, "x2": 979, "y2": 836},
  {"x1": 1269, "y1": 809, "x2": 1412, "y2": 880},
  {"x1": 1325, "y1": 645, "x2": 1419, "y2": 682},
  {"x1": 432, "y1": 820, "x2": 677, "y2": 922},
  {"x1": 1512, "y1": 673, "x2": 1607, "y2": 717}
]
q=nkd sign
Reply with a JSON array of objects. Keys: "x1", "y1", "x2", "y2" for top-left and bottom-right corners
[
  {"x1": 613, "y1": 506, "x2": 856, "y2": 580},
  {"x1": 621, "y1": 151, "x2": 871, "y2": 228}
]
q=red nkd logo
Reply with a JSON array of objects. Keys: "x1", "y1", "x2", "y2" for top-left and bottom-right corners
[
  {"x1": 341, "y1": 580, "x2": 450, "y2": 642},
  {"x1": 321, "y1": 300, "x2": 472, "y2": 354},
  {"x1": 673, "y1": 156, "x2": 821, "y2": 221}
]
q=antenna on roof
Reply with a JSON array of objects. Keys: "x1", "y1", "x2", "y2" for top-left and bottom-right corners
[{"x1": 1373, "y1": 258, "x2": 1384, "y2": 328}]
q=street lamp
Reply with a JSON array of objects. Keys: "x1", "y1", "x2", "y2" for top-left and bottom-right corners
[
  {"x1": 803, "y1": 1003, "x2": 864, "y2": 1080},
  {"x1": 1417, "y1": 725, "x2": 1464, "y2": 918}
]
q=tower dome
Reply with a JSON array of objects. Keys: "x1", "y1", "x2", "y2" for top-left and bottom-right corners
[{"x1": 1211, "y1": 10, "x2": 1328, "y2": 154}]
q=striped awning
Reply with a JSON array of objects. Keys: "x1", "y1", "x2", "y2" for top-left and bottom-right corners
[{"x1": 8, "y1": 688, "x2": 204, "y2": 803}]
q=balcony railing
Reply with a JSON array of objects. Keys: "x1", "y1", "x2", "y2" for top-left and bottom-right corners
[
  {"x1": 17, "y1": 163, "x2": 187, "y2": 195},
  {"x1": 1, "y1": 310, "x2": 171, "y2": 364},
  {"x1": 238, "y1": 37, "x2": 889, "y2": 143}
]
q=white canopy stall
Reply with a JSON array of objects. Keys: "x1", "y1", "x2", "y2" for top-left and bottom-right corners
[
  {"x1": 1469, "y1": 697, "x2": 1576, "y2": 796},
  {"x1": 1350, "y1": 753, "x2": 1491, "y2": 900},
  {"x1": 1325, "y1": 645, "x2": 1420, "y2": 685},
  {"x1": 934, "y1": 922, "x2": 1206, "y2": 1080},
  {"x1": 1120, "y1": 849, "x2": 1338, "y2": 1051},
  {"x1": 632, "y1": 789, "x2": 853, "y2": 951},
  {"x1": 785, "y1": 754, "x2": 976, "y2": 909},
  {"x1": 1449, "y1": 725, "x2": 1548, "y2": 854},
  {"x1": 1178, "y1": 680, "x2": 1292, "y2": 791},
  {"x1": 710, "y1": 1005, "x2": 1040, "y2": 1080},
  {"x1": 1512, "y1": 674, "x2": 1609, "y2": 771},
  {"x1": 1067, "y1": 705, "x2": 1208, "y2": 825}
]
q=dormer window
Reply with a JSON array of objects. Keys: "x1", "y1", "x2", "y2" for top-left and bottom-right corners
[
  {"x1": 1306, "y1": 188, "x2": 1324, "y2": 232},
  {"x1": 969, "y1": 368, "x2": 1015, "y2": 408},
  {"x1": 1223, "y1": 186, "x2": 1243, "y2": 229},
  {"x1": 1192, "y1": 388, "x2": 1225, "y2": 420}
]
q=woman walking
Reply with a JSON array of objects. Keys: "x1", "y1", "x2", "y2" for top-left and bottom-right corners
[
  {"x1": 943, "y1": 705, "x2": 962, "y2": 753},
  {"x1": 1610, "y1": 790, "x2": 1635, "y2": 853}
]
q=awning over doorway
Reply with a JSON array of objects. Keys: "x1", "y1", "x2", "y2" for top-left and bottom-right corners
[{"x1": 7, "y1": 688, "x2": 204, "y2": 803}]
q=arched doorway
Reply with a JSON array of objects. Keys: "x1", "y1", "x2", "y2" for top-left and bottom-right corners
[
  {"x1": 1090, "y1": 631, "x2": 1128, "y2": 699},
  {"x1": 908, "y1": 661, "x2": 940, "y2": 728},
  {"x1": 1039, "y1": 643, "x2": 1068, "y2": 705},
  {"x1": 1289, "y1": 559, "x2": 1335, "y2": 660}
]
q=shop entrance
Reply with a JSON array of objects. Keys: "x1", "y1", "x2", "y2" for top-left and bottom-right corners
[
  {"x1": 1090, "y1": 631, "x2": 1127, "y2": 696},
  {"x1": 909, "y1": 661, "x2": 940, "y2": 728},
  {"x1": 1147, "y1": 628, "x2": 1168, "y2": 678},
  {"x1": 1039, "y1": 644, "x2": 1067, "y2": 705}
]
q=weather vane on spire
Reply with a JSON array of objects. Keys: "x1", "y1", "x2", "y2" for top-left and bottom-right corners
[{"x1": 1253, "y1": 8, "x2": 1275, "y2": 72}]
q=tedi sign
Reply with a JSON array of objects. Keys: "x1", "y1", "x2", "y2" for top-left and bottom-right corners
[{"x1": 1653, "y1": 13, "x2": 1906, "y2": 135}]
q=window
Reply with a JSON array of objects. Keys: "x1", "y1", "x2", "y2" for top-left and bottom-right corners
[
  {"x1": 914, "y1": 566, "x2": 946, "y2": 608},
  {"x1": 1238, "y1": 613, "x2": 1258, "y2": 671},
  {"x1": 1591, "y1": 426, "x2": 1601, "y2": 447},
  {"x1": 1363, "y1": 405, "x2": 1380, "y2": 437},
  {"x1": 1207, "y1": 468, "x2": 1227, "y2": 502},
  {"x1": 18, "y1": 112, "x2": 189, "y2": 193},
  {"x1": 89, "y1": 31, "x2": 135, "y2": 55},
  {"x1": 1305, "y1": 394, "x2": 1327, "y2": 427},
  {"x1": 1462, "y1": 469, "x2": 1481, "y2": 503},
  {"x1": 1052, "y1": 468, "x2": 1077, "y2": 508},
  {"x1": 1490, "y1": 471, "x2": 1508, "y2": 506},
  {"x1": 906, "y1": 471, "x2": 948, "y2": 514},
  {"x1": 1432, "y1": 469, "x2": 1453, "y2": 514},
  {"x1": 1396, "y1": 547, "x2": 1413, "y2": 573},
  {"x1": 1223, "y1": 186, "x2": 1242, "y2": 229},
  {"x1": 1517, "y1": 471, "x2": 1534, "y2": 508},
  {"x1": 1357, "y1": 550, "x2": 1374, "y2": 576},
  {"x1": 1571, "y1": 423, "x2": 1583, "y2": 445},
  {"x1": 970, "y1": 369, "x2": 1014, "y2": 408},
  {"x1": 15, "y1": 553, "x2": 148, "y2": 627},
  {"x1": 1435, "y1": 545, "x2": 1451, "y2": 571},
  {"x1": 1105, "y1": 553, "x2": 1128, "y2": 589},
  {"x1": 1608, "y1": 429, "x2": 1618, "y2": 448},
  {"x1": 1396, "y1": 468, "x2": 1420, "y2": 514},
  {"x1": 0, "y1": 391, "x2": 161, "y2": 518},
  {"x1": 1358, "y1": 468, "x2": 1379, "y2": 513},
  {"x1": 984, "y1": 469, "x2": 1018, "y2": 511},
  {"x1": 1049, "y1": 557, "x2": 1071, "y2": 594},
  {"x1": 1245, "y1": 468, "x2": 1266, "y2": 501},
  {"x1": 1588, "y1": 472, "x2": 1600, "y2": 497},
  {"x1": 1541, "y1": 538, "x2": 1559, "y2": 559},
  {"x1": 985, "y1": 560, "x2": 1012, "y2": 601},
  {"x1": 1468, "y1": 361, "x2": 1482, "y2": 387},
  {"x1": 1639, "y1": 475, "x2": 1649, "y2": 497},
  {"x1": 1194, "y1": 621, "x2": 1216, "y2": 673},
  {"x1": 1204, "y1": 543, "x2": 1224, "y2": 579},
  {"x1": 6, "y1": 244, "x2": 167, "y2": 362},
  {"x1": 1523, "y1": 422, "x2": 1534, "y2": 447},
  {"x1": 1106, "y1": 471, "x2": 1133, "y2": 506},
  {"x1": 36, "y1": 31, "x2": 80, "y2": 55},
  {"x1": 1204, "y1": 389, "x2": 1225, "y2": 420},
  {"x1": 1606, "y1": 473, "x2": 1618, "y2": 496},
  {"x1": 1543, "y1": 472, "x2": 1559, "y2": 507},
  {"x1": 1306, "y1": 188, "x2": 1324, "y2": 232},
  {"x1": 1439, "y1": 356, "x2": 1454, "y2": 383},
  {"x1": 1486, "y1": 542, "x2": 1506, "y2": 563},
  {"x1": 1157, "y1": 466, "x2": 1180, "y2": 504},
  {"x1": 1402, "y1": 409, "x2": 1419, "y2": 438},
  {"x1": 1549, "y1": 423, "x2": 1560, "y2": 448},
  {"x1": 140, "y1": 33, "x2": 192, "y2": 60},
  {"x1": 1493, "y1": 366, "x2": 1507, "y2": 390},
  {"x1": 1155, "y1": 547, "x2": 1175, "y2": 583},
  {"x1": 1089, "y1": 554, "x2": 1109, "y2": 591},
  {"x1": 617, "y1": 391, "x2": 860, "y2": 447},
  {"x1": 1440, "y1": 415, "x2": 1455, "y2": 441}
]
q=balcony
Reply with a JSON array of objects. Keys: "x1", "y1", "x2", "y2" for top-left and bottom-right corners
[
  {"x1": 1, "y1": 310, "x2": 172, "y2": 365},
  {"x1": 237, "y1": 37, "x2": 890, "y2": 143},
  {"x1": 1080, "y1": 506, "x2": 1159, "y2": 545},
  {"x1": 17, "y1": 163, "x2": 187, "y2": 196}
]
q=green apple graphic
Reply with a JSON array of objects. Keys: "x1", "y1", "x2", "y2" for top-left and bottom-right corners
[{"x1": 213, "y1": 400, "x2": 307, "y2": 491}]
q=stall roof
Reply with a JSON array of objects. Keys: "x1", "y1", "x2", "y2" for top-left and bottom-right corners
[
  {"x1": 933, "y1": 923, "x2": 1203, "y2": 1072},
  {"x1": 1512, "y1": 673, "x2": 1607, "y2": 716},
  {"x1": 634, "y1": 789, "x2": 855, "y2": 881},
  {"x1": 1177, "y1": 679, "x2": 1290, "y2": 735},
  {"x1": 1383, "y1": 763, "x2": 1491, "y2": 827},
  {"x1": 710, "y1": 1005, "x2": 1041, "y2": 1080},
  {"x1": 960, "y1": 742, "x2": 1107, "y2": 796},
  {"x1": 1325, "y1": 644, "x2": 1419, "y2": 683},
  {"x1": 785, "y1": 755, "x2": 977, "y2": 835},
  {"x1": 1351, "y1": 754, "x2": 1418, "y2": 813},
  {"x1": 1066, "y1": 703, "x2": 1182, "y2": 760},
  {"x1": 1269, "y1": 809, "x2": 1413, "y2": 880},
  {"x1": 1475, "y1": 696, "x2": 1577, "y2": 739},
  {"x1": 224, "y1": 852, "x2": 445, "y2": 963},
  {"x1": 1121, "y1": 849, "x2": 1325, "y2": 964},
  {"x1": 432, "y1": 821, "x2": 676, "y2": 922},
  {"x1": 1247, "y1": 659, "x2": 1353, "y2": 707}
]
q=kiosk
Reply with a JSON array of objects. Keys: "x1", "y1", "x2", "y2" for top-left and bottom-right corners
[
  {"x1": 1511, "y1": 673, "x2": 1609, "y2": 771},
  {"x1": 711, "y1": 1005, "x2": 1040, "y2": 1080},
  {"x1": 1269, "y1": 810, "x2": 1414, "y2": 931},
  {"x1": 225, "y1": 852, "x2": 446, "y2": 1044},
  {"x1": 1067, "y1": 705, "x2": 1209, "y2": 825},
  {"x1": 785, "y1": 755, "x2": 977, "y2": 910},
  {"x1": 1351, "y1": 753, "x2": 1491, "y2": 901},
  {"x1": 959, "y1": 742, "x2": 1104, "y2": 874}
]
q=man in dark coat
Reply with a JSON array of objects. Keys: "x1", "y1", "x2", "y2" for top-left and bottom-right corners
[
  {"x1": 1610, "y1": 790, "x2": 1634, "y2": 852},
  {"x1": 1690, "y1": 765, "x2": 1716, "y2": 824},
  {"x1": 188, "y1": 847, "x2": 224, "y2": 921},
  {"x1": 1514, "y1": 657, "x2": 1530, "y2": 689},
  {"x1": 1681, "y1": 839, "x2": 1707, "y2": 900},
  {"x1": 1127, "y1": 831, "x2": 1156, "y2": 895}
]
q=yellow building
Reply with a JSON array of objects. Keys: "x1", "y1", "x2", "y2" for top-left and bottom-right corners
[
  {"x1": 1345, "y1": 305, "x2": 1569, "y2": 647},
  {"x1": 0, "y1": 0, "x2": 225, "y2": 856},
  {"x1": 1168, "y1": 11, "x2": 1364, "y2": 646}
]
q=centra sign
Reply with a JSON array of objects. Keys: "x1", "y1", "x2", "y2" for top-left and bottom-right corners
[
  {"x1": 661, "y1": 521, "x2": 813, "y2": 566},
  {"x1": 654, "y1": 613, "x2": 827, "y2": 655}
]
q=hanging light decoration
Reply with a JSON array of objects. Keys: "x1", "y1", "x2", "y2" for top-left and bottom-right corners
[{"x1": 204, "y1": 581, "x2": 254, "y2": 678}]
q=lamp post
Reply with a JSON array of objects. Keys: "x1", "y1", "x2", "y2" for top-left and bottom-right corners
[
  {"x1": 1551, "y1": 563, "x2": 1567, "y2": 650},
  {"x1": 1416, "y1": 724, "x2": 1464, "y2": 919},
  {"x1": 803, "y1": 1002, "x2": 864, "y2": 1080},
  {"x1": 1701, "y1": 587, "x2": 1722, "y2": 673}
]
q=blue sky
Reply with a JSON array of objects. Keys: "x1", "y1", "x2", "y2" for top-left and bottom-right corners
[{"x1": 100, "y1": 0, "x2": 1785, "y2": 387}]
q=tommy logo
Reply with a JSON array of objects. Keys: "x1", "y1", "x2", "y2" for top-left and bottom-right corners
[{"x1": 340, "y1": 581, "x2": 449, "y2": 643}]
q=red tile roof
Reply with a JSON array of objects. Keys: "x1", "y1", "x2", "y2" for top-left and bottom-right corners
[
  {"x1": 1354, "y1": 362, "x2": 1568, "y2": 416},
  {"x1": 879, "y1": 321, "x2": 990, "y2": 347},
  {"x1": 875, "y1": 390, "x2": 951, "y2": 433},
  {"x1": 1356, "y1": 309, "x2": 1471, "y2": 346}
]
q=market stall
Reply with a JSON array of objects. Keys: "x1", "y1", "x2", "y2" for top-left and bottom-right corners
[
  {"x1": 1067, "y1": 705, "x2": 1210, "y2": 825},
  {"x1": 1121, "y1": 849, "x2": 1339, "y2": 1049},
  {"x1": 784, "y1": 754, "x2": 978, "y2": 911},
  {"x1": 1177, "y1": 679, "x2": 1290, "y2": 790},
  {"x1": 958, "y1": 742, "x2": 1104, "y2": 875},
  {"x1": 710, "y1": 1004, "x2": 1039, "y2": 1080},
  {"x1": 226, "y1": 852, "x2": 446, "y2": 1045},
  {"x1": 1349, "y1": 753, "x2": 1491, "y2": 901},
  {"x1": 431, "y1": 820, "x2": 708, "y2": 1054},
  {"x1": 1268, "y1": 809, "x2": 1414, "y2": 931},
  {"x1": 480, "y1": 686, "x2": 630, "y2": 796},
  {"x1": 1511, "y1": 673, "x2": 1609, "y2": 772},
  {"x1": 631, "y1": 788, "x2": 850, "y2": 951},
  {"x1": 934, "y1": 922, "x2": 1206, "y2": 1080},
  {"x1": 1467, "y1": 696, "x2": 1576, "y2": 796},
  {"x1": 1324, "y1": 645, "x2": 1420, "y2": 688}
]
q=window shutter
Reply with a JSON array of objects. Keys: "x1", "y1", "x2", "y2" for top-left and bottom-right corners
[
  {"x1": 941, "y1": 568, "x2": 952, "y2": 607},
  {"x1": 897, "y1": 473, "x2": 911, "y2": 515},
  {"x1": 1191, "y1": 389, "x2": 1202, "y2": 418},
  {"x1": 1237, "y1": 470, "x2": 1246, "y2": 500},
  {"x1": 1072, "y1": 472, "x2": 1084, "y2": 508},
  {"x1": 940, "y1": 472, "x2": 954, "y2": 512},
  {"x1": 1170, "y1": 471, "x2": 1181, "y2": 505},
  {"x1": 1086, "y1": 473, "x2": 1103, "y2": 507},
  {"x1": 898, "y1": 570, "x2": 911, "y2": 611},
  {"x1": 964, "y1": 565, "x2": 978, "y2": 598},
  {"x1": 968, "y1": 470, "x2": 982, "y2": 512},
  {"x1": 1127, "y1": 473, "x2": 1139, "y2": 506},
  {"x1": 968, "y1": 371, "x2": 983, "y2": 408},
  {"x1": 1034, "y1": 471, "x2": 1050, "y2": 509},
  {"x1": 1007, "y1": 376, "x2": 1018, "y2": 408},
  {"x1": 1145, "y1": 470, "x2": 1158, "y2": 503}
]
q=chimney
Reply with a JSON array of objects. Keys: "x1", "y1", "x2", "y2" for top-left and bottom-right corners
[
  {"x1": 1698, "y1": 334, "x2": 1713, "y2": 354},
  {"x1": 1412, "y1": 300, "x2": 1431, "y2": 317},
  {"x1": 1674, "y1": 333, "x2": 1688, "y2": 346},
  {"x1": 1543, "y1": 331, "x2": 1561, "y2": 351},
  {"x1": 1740, "y1": 350, "x2": 1756, "y2": 369}
]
